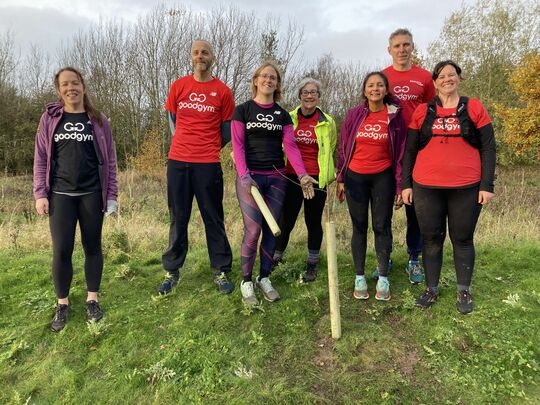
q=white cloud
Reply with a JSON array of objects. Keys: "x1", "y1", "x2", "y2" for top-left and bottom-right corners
[{"x1": 0, "y1": 0, "x2": 477, "y2": 66}]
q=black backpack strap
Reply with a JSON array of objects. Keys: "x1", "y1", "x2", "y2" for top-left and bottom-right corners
[
  {"x1": 456, "y1": 96, "x2": 481, "y2": 149},
  {"x1": 419, "y1": 98, "x2": 437, "y2": 150}
]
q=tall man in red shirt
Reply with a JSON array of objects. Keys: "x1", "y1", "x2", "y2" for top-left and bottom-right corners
[
  {"x1": 158, "y1": 40, "x2": 235, "y2": 295},
  {"x1": 382, "y1": 28, "x2": 436, "y2": 284}
]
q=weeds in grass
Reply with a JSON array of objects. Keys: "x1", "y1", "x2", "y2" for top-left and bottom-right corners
[
  {"x1": 19, "y1": 290, "x2": 54, "y2": 315},
  {"x1": 248, "y1": 330, "x2": 264, "y2": 346},
  {"x1": 137, "y1": 361, "x2": 177, "y2": 384},
  {"x1": 0, "y1": 337, "x2": 29, "y2": 364},
  {"x1": 114, "y1": 264, "x2": 136, "y2": 281},
  {"x1": 233, "y1": 364, "x2": 254, "y2": 379},
  {"x1": 8, "y1": 392, "x2": 33, "y2": 405},
  {"x1": 86, "y1": 320, "x2": 109, "y2": 337},
  {"x1": 240, "y1": 301, "x2": 265, "y2": 316},
  {"x1": 400, "y1": 289, "x2": 415, "y2": 310},
  {"x1": 502, "y1": 293, "x2": 521, "y2": 307}
]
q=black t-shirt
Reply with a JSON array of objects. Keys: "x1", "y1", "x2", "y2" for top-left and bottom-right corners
[
  {"x1": 51, "y1": 112, "x2": 101, "y2": 193},
  {"x1": 233, "y1": 100, "x2": 292, "y2": 171}
]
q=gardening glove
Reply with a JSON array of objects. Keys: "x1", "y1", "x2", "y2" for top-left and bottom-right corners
[
  {"x1": 105, "y1": 200, "x2": 118, "y2": 217},
  {"x1": 299, "y1": 174, "x2": 318, "y2": 200}
]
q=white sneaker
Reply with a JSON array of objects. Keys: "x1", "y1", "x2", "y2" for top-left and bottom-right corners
[
  {"x1": 255, "y1": 276, "x2": 280, "y2": 302},
  {"x1": 240, "y1": 281, "x2": 258, "y2": 306}
]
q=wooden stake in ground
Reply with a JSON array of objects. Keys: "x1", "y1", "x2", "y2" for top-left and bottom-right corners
[
  {"x1": 251, "y1": 185, "x2": 281, "y2": 236},
  {"x1": 326, "y1": 220, "x2": 341, "y2": 339}
]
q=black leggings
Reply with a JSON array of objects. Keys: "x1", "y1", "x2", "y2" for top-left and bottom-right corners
[
  {"x1": 49, "y1": 192, "x2": 104, "y2": 299},
  {"x1": 345, "y1": 168, "x2": 395, "y2": 276},
  {"x1": 275, "y1": 174, "x2": 327, "y2": 254},
  {"x1": 413, "y1": 184, "x2": 482, "y2": 288}
]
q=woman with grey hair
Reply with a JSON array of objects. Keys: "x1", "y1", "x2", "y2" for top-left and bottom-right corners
[{"x1": 273, "y1": 77, "x2": 337, "y2": 282}]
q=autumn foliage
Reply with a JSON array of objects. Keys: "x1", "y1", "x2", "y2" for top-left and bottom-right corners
[{"x1": 495, "y1": 52, "x2": 540, "y2": 162}]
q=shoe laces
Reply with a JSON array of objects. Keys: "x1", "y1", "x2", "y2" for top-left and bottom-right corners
[
  {"x1": 164, "y1": 273, "x2": 178, "y2": 283},
  {"x1": 377, "y1": 278, "x2": 389, "y2": 291},
  {"x1": 54, "y1": 305, "x2": 68, "y2": 320},
  {"x1": 87, "y1": 300, "x2": 101, "y2": 314},
  {"x1": 422, "y1": 289, "x2": 437, "y2": 302},
  {"x1": 241, "y1": 281, "x2": 255, "y2": 296},
  {"x1": 458, "y1": 290, "x2": 472, "y2": 303},
  {"x1": 216, "y1": 272, "x2": 229, "y2": 285},
  {"x1": 257, "y1": 277, "x2": 274, "y2": 293},
  {"x1": 306, "y1": 262, "x2": 317, "y2": 272},
  {"x1": 411, "y1": 264, "x2": 422, "y2": 276},
  {"x1": 355, "y1": 277, "x2": 367, "y2": 290}
]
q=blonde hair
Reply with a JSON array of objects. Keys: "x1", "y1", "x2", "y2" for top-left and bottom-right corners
[{"x1": 251, "y1": 61, "x2": 283, "y2": 102}]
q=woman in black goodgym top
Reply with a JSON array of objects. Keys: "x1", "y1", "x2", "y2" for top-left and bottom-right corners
[{"x1": 33, "y1": 67, "x2": 118, "y2": 331}]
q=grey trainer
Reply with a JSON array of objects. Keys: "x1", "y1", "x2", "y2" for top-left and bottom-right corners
[
  {"x1": 256, "y1": 276, "x2": 280, "y2": 302},
  {"x1": 240, "y1": 281, "x2": 258, "y2": 306}
]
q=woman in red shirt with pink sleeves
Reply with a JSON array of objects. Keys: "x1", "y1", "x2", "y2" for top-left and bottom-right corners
[{"x1": 401, "y1": 60, "x2": 496, "y2": 314}]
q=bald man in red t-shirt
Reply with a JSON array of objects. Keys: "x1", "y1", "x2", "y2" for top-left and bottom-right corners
[
  {"x1": 381, "y1": 28, "x2": 436, "y2": 284},
  {"x1": 158, "y1": 40, "x2": 235, "y2": 296}
]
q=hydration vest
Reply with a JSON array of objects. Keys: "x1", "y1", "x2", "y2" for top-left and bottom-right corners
[{"x1": 419, "y1": 96, "x2": 480, "y2": 150}]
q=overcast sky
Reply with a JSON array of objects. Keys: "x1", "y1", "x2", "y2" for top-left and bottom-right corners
[{"x1": 0, "y1": 0, "x2": 478, "y2": 68}]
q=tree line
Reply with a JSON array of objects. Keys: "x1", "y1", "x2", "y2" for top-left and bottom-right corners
[{"x1": 0, "y1": 0, "x2": 538, "y2": 174}]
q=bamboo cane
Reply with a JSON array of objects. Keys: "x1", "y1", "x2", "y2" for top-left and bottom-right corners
[
  {"x1": 326, "y1": 220, "x2": 341, "y2": 339},
  {"x1": 251, "y1": 185, "x2": 281, "y2": 236}
]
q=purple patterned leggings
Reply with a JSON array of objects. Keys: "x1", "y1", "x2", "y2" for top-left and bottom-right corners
[{"x1": 236, "y1": 172, "x2": 287, "y2": 281}]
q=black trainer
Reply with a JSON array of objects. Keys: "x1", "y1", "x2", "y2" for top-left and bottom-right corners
[
  {"x1": 158, "y1": 271, "x2": 180, "y2": 295},
  {"x1": 415, "y1": 289, "x2": 439, "y2": 309},
  {"x1": 302, "y1": 262, "x2": 318, "y2": 282},
  {"x1": 86, "y1": 300, "x2": 104, "y2": 322},
  {"x1": 456, "y1": 290, "x2": 474, "y2": 314},
  {"x1": 214, "y1": 272, "x2": 234, "y2": 294},
  {"x1": 51, "y1": 304, "x2": 69, "y2": 332}
]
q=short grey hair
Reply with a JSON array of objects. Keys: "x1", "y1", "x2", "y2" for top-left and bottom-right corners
[
  {"x1": 297, "y1": 77, "x2": 322, "y2": 98},
  {"x1": 388, "y1": 28, "x2": 413, "y2": 45}
]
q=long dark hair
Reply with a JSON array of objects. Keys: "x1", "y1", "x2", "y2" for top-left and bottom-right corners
[
  {"x1": 54, "y1": 66, "x2": 102, "y2": 125},
  {"x1": 361, "y1": 71, "x2": 393, "y2": 105}
]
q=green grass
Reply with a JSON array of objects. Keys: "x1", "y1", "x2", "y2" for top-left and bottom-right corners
[
  {"x1": 1, "y1": 241, "x2": 539, "y2": 404},
  {"x1": 1, "y1": 165, "x2": 539, "y2": 403}
]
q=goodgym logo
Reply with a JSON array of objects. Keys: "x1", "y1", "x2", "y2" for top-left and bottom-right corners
[
  {"x1": 295, "y1": 129, "x2": 317, "y2": 144},
  {"x1": 54, "y1": 122, "x2": 93, "y2": 142},
  {"x1": 393, "y1": 85, "x2": 410, "y2": 93},
  {"x1": 246, "y1": 112, "x2": 282, "y2": 130},
  {"x1": 433, "y1": 117, "x2": 460, "y2": 131},
  {"x1": 393, "y1": 85, "x2": 419, "y2": 101},
  {"x1": 297, "y1": 130, "x2": 312, "y2": 137},
  {"x1": 178, "y1": 92, "x2": 215, "y2": 113},
  {"x1": 256, "y1": 113, "x2": 274, "y2": 122},
  {"x1": 363, "y1": 124, "x2": 381, "y2": 132},
  {"x1": 189, "y1": 92, "x2": 206, "y2": 102}
]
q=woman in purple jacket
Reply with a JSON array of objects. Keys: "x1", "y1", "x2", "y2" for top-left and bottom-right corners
[
  {"x1": 33, "y1": 67, "x2": 118, "y2": 332},
  {"x1": 336, "y1": 71, "x2": 406, "y2": 301}
]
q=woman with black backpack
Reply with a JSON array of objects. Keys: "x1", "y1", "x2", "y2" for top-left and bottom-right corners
[{"x1": 401, "y1": 60, "x2": 496, "y2": 314}]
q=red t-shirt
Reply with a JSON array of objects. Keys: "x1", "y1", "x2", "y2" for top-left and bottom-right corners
[
  {"x1": 383, "y1": 65, "x2": 435, "y2": 126},
  {"x1": 165, "y1": 75, "x2": 234, "y2": 163},
  {"x1": 348, "y1": 107, "x2": 391, "y2": 174},
  {"x1": 409, "y1": 98, "x2": 491, "y2": 188},
  {"x1": 285, "y1": 111, "x2": 319, "y2": 176}
]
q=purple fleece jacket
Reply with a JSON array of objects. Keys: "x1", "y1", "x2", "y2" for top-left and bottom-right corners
[
  {"x1": 336, "y1": 98, "x2": 407, "y2": 193},
  {"x1": 33, "y1": 102, "x2": 118, "y2": 211}
]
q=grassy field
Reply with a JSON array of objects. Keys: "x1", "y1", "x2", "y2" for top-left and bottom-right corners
[{"x1": 0, "y1": 162, "x2": 539, "y2": 404}]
